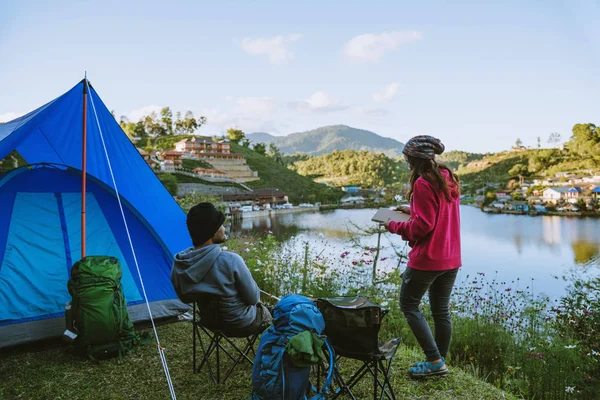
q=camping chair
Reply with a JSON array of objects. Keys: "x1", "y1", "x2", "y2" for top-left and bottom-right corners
[
  {"x1": 192, "y1": 297, "x2": 269, "y2": 384},
  {"x1": 316, "y1": 296, "x2": 401, "y2": 400}
]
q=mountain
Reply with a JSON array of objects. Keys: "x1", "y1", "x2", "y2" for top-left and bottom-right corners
[
  {"x1": 247, "y1": 125, "x2": 404, "y2": 157},
  {"x1": 246, "y1": 132, "x2": 275, "y2": 144}
]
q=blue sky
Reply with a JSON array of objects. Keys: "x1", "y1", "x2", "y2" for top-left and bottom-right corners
[{"x1": 1, "y1": 0, "x2": 598, "y2": 153}]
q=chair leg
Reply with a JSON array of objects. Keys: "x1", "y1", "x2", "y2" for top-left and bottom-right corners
[
  {"x1": 373, "y1": 361, "x2": 378, "y2": 400},
  {"x1": 193, "y1": 307, "x2": 197, "y2": 373},
  {"x1": 378, "y1": 360, "x2": 396, "y2": 400},
  {"x1": 222, "y1": 334, "x2": 257, "y2": 382}
]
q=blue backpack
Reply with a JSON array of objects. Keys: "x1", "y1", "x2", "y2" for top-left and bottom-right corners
[{"x1": 249, "y1": 294, "x2": 335, "y2": 400}]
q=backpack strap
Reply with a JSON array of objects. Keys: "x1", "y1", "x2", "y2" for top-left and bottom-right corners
[{"x1": 307, "y1": 337, "x2": 335, "y2": 400}]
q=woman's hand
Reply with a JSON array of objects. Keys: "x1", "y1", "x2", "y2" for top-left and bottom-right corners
[
  {"x1": 395, "y1": 205, "x2": 410, "y2": 214},
  {"x1": 382, "y1": 219, "x2": 391, "y2": 230}
]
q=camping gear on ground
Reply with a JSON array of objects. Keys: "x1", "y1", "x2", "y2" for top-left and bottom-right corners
[
  {"x1": 192, "y1": 297, "x2": 270, "y2": 384},
  {"x1": 66, "y1": 256, "x2": 150, "y2": 360},
  {"x1": 0, "y1": 78, "x2": 191, "y2": 350},
  {"x1": 316, "y1": 296, "x2": 401, "y2": 400},
  {"x1": 250, "y1": 294, "x2": 335, "y2": 400}
]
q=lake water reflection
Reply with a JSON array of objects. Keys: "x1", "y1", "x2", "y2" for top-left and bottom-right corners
[{"x1": 229, "y1": 206, "x2": 600, "y2": 299}]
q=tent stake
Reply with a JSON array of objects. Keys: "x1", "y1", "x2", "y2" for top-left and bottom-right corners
[{"x1": 81, "y1": 77, "x2": 88, "y2": 259}]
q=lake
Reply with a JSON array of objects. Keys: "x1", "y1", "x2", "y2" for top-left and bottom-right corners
[{"x1": 229, "y1": 206, "x2": 600, "y2": 299}]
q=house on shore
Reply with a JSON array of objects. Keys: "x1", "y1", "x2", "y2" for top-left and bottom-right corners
[{"x1": 542, "y1": 187, "x2": 584, "y2": 204}]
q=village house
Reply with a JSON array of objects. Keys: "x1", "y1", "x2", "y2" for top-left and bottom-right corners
[
  {"x1": 582, "y1": 175, "x2": 600, "y2": 184},
  {"x1": 160, "y1": 150, "x2": 183, "y2": 167},
  {"x1": 542, "y1": 186, "x2": 583, "y2": 204},
  {"x1": 555, "y1": 172, "x2": 571, "y2": 178},
  {"x1": 592, "y1": 186, "x2": 600, "y2": 200},
  {"x1": 175, "y1": 137, "x2": 231, "y2": 155},
  {"x1": 495, "y1": 190, "x2": 513, "y2": 200}
]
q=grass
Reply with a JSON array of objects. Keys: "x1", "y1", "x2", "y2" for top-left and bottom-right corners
[
  {"x1": 181, "y1": 158, "x2": 214, "y2": 170},
  {"x1": 230, "y1": 143, "x2": 344, "y2": 203},
  {"x1": 171, "y1": 173, "x2": 248, "y2": 191},
  {"x1": 0, "y1": 320, "x2": 516, "y2": 400}
]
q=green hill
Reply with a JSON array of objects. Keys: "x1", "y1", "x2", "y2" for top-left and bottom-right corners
[
  {"x1": 457, "y1": 148, "x2": 599, "y2": 186},
  {"x1": 289, "y1": 149, "x2": 409, "y2": 188},
  {"x1": 247, "y1": 125, "x2": 405, "y2": 157},
  {"x1": 230, "y1": 143, "x2": 344, "y2": 204}
]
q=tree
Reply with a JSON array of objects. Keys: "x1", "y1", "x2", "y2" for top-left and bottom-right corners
[
  {"x1": 569, "y1": 123, "x2": 600, "y2": 157},
  {"x1": 268, "y1": 144, "x2": 283, "y2": 165},
  {"x1": 537, "y1": 137, "x2": 541, "y2": 148},
  {"x1": 160, "y1": 107, "x2": 173, "y2": 136},
  {"x1": 548, "y1": 132, "x2": 562, "y2": 147},
  {"x1": 227, "y1": 128, "x2": 245, "y2": 143},
  {"x1": 253, "y1": 142, "x2": 267, "y2": 156},
  {"x1": 509, "y1": 163, "x2": 528, "y2": 184},
  {"x1": 158, "y1": 173, "x2": 178, "y2": 196},
  {"x1": 515, "y1": 138, "x2": 523, "y2": 147},
  {"x1": 482, "y1": 192, "x2": 497, "y2": 207},
  {"x1": 241, "y1": 138, "x2": 251, "y2": 148}
]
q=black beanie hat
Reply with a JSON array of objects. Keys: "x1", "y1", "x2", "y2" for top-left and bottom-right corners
[{"x1": 186, "y1": 202, "x2": 226, "y2": 246}]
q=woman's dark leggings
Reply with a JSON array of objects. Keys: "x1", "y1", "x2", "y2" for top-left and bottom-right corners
[{"x1": 399, "y1": 266, "x2": 459, "y2": 362}]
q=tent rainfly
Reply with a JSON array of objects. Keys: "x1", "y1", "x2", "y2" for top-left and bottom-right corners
[{"x1": 0, "y1": 79, "x2": 192, "y2": 348}]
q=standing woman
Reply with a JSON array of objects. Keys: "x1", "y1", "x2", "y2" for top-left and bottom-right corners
[{"x1": 384, "y1": 135, "x2": 461, "y2": 378}]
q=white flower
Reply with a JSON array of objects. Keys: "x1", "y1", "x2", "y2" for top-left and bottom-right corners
[
  {"x1": 318, "y1": 233, "x2": 325, "y2": 238},
  {"x1": 244, "y1": 242, "x2": 249, "y2": 245},
  {"x1": 381, "y1": 301, "x2": 389, "y2": 307},
  {"x1": 529, "y1": 347, "x2": 536, "y2": 351},
  {"x1": 222, "y1": 246, "x2": 228, "y2": 251},
  {"x1": 245, "y1": 248, "x2": 250, "y2": 252},
  {"x1": 565, "y1": 386, "x2": 575, "y2": 393},
  {"x1": 257, "y1": 260, "x2": 263, "y2": 266},
  {"x1": 587, "y1": 350, "x2": 599, "y2": 356},
  {"x1": 564, "y1": 345, "x2": 577, "y2": 349}
]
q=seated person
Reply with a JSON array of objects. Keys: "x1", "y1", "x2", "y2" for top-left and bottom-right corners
[{"x1": 171, "y1": 202, "x2": 272, "y2": 336}]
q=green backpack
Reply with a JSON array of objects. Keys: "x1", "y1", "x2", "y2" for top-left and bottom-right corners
[{"x1": 67, "y1": 256, "x2": 151, "y2": 360}]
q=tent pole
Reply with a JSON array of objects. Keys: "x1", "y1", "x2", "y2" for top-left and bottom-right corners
[{"x1": 81, "y1": 77, "x2": 88, "y2": 259}]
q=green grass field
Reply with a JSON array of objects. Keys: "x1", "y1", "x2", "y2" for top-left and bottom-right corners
[{"x1": 0, "y1": 321, "x2": 515, "y2": 400}]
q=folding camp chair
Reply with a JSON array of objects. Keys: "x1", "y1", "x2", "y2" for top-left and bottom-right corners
[
  {"x1": 316, "y1": 296, "x2": 401, "y2": 400},
  {"x1": 192, "y1": 297, "x2": 269, "y2": 384}
]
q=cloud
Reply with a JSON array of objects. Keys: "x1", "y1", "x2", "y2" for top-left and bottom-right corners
[
  {"x1": 372, "y1": 82, "x2": 400, "y2": 102},
  {"x1": 126, "y1": 105, "x2": 163, "y2": 122},
  {"x1": 239, "y1": 34, "x2": 303, "y2": 65},
  {"x1": 290, "y1": 91, "x2": 348, "y2": 113},
  {"x1": 236, "y1": 97, "x2": 275, "y2": 118},
  {"x1": 0, "y1": 112, "x2": 23, "y2": 122},
  {"x1": 352, "y1": 107, "x2": 391, "y2": 117},
  {"x1": 343, "y1": 31, "x2": 422, "y2": 62}
]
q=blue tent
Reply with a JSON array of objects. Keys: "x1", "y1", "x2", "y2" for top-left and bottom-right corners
[{"x1": 0, "y1": 80, "x2": 192, "y2": 348}]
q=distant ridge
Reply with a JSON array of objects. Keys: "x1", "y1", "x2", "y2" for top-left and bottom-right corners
[{"x1": 247, "y1": 125, "x2": 405, "y2": 157}]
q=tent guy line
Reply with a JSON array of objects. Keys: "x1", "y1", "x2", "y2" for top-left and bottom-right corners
[{"x1": 87, "y1": 78, "x2": 177, "y2": 400}]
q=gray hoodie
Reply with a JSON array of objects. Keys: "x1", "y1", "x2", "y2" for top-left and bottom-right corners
[{"x1": 170, "y1": 244, "x2": 259, "y2": 329}]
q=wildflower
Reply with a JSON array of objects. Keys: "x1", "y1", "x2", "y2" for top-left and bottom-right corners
[
  {"x1": 380, "y1": 257, "x2": 388, "y2": 261},
  {"x1": 245, "y1": 248, "x2": 250, "y2": 252},
  {"x1": 505, "y1": 288, "x2": 511, "y2": 292},
  {"x1": 565, "y1": 386, "x2": 575, "y2": 393},
  {"x1": 564, "y1": 345, "x2": 576, "y2": 349},
  {"x1": 352, "y1": 261, "x2": 358, "y2": 266},
  {"x1": 468, "y1": 356, "x2": 474, "y2": 361},
  {"x1": 381, "y1": 301, "x2": 389, "y2": 307},
  {"x1": 222, "y1": 246, "x2": 228, "y2": 251},
  {"x1": 477, "y1": 272, "x2": 485, "y2": 276}
]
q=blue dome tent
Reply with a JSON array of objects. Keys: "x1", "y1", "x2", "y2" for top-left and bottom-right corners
[{"x1": 0, "y1": 80, "x2": 192, "y2": 348}]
